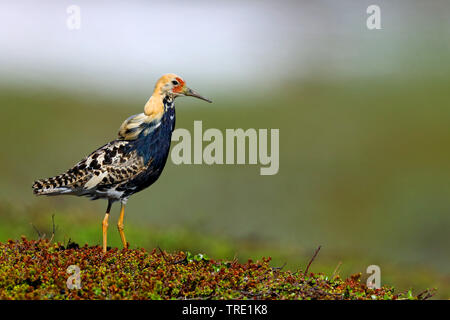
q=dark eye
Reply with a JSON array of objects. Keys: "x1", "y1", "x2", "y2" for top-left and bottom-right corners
[{"x1": 172, "y1": 80, "x2": 179, "y2": 85}]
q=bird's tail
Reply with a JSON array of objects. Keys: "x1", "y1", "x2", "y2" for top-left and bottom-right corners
[{"x1": 32, "y1": 172, "x2": 77, "y2": 196}]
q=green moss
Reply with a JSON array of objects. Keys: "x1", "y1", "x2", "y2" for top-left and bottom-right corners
[{"x1": 0, "y1": 238, "x2": 433, "y2": 300}]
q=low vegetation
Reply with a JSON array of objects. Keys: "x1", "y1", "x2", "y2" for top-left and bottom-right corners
[{"x1": 0, "y1": 237, "x2": 433, "y2": 300}]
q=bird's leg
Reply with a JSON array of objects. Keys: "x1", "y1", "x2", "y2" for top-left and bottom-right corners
[
  {"x1": 102, "y1": 200, "x2": 112, "y2": 254},
  {"x1": 117, "y1": 203, "x2": 127, "y2": 249}
]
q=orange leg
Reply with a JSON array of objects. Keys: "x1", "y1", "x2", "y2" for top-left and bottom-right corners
[
  {"x1": 102, "y1": 201, "x2": 112, "y2": 254},
  {"x1": 117, "y1": 203, "x2": 128, "y2": 249},
  {"x1": 102, "y1": 213, "x2": 109, "y2": 253}
]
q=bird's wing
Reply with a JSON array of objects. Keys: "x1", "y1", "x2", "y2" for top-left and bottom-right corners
[
  {"x1": 75, "y1": 140, "x2": 149, "y2": 190},
  {"x1": 33, "y1": 140, "x2": 149, "y2": 195}
]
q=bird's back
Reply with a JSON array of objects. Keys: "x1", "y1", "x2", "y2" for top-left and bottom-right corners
[{"x1": 33, "y1": 100, "x2": 176, "y2": 202}]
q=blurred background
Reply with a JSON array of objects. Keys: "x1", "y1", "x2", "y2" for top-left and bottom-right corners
[{"x1": 0, "y1": 0, "x2": 449, "y2": 298}]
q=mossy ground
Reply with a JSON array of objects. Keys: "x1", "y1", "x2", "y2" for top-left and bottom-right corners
[{"x1": 0, "y1": 238, "x2": 433, "y2": 300}]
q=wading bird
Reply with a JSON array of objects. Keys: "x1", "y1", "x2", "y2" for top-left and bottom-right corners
[{"x1": 32, "y1": 74, "x2": 211, "y2": 253}]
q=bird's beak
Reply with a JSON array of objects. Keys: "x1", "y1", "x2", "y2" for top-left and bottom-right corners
[{"x1": 184, "y1": 87, "x2": 212, "y2": 103}]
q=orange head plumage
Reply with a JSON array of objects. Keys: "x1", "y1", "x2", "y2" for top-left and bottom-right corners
[
  {"x1": 144, "y1": 73, "x2": 211, "y2": 116},
  {"x1": 153, "y1": 73, "x2": 211, "y2": 102}
]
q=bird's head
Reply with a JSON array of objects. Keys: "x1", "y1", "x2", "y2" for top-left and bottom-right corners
[{"x1": 155, "y1": 73, "x2": 212, "y2": 103}]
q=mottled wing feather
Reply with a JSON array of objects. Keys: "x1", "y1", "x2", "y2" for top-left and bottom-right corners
[
  {"x1": 32, "y1": 140, "x2": 148, "y2": 198},
  {"x1": 82, "y1": 142, "x2": 144, "y2": 188}
]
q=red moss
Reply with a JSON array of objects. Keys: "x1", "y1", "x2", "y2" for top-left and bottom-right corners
[{"x1": 0, "y1": 238, "x2": 432, "y2": 300}]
